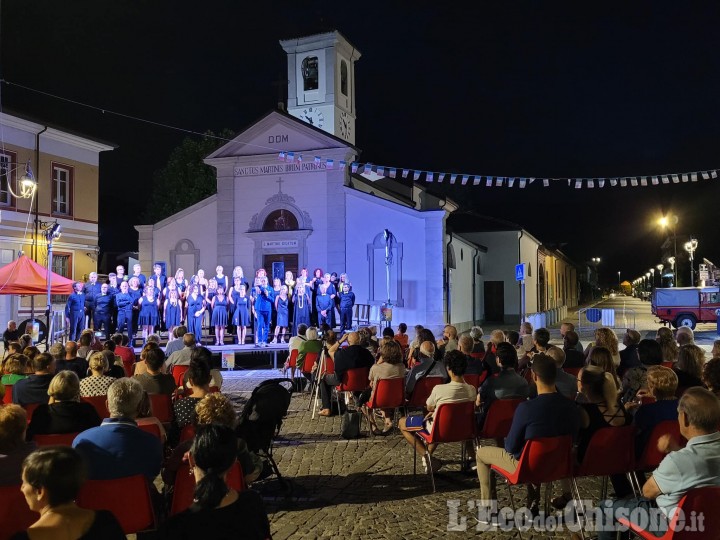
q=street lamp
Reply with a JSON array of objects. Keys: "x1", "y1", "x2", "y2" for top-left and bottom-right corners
[
  {"x1": 649, "y1": 267, "x2": 655, "y2": 288},
  {"x1": 659, "y1": 215, "x2": 678, "y2": 286},
  {"x1": 5, "y1": 160, "x2": 37, "y2": 200},
  {"x1": 645, "y1": 271, "x2": 651, "y2": 291},
  {"x1": 44, "y1": 222, "x2": 62, "y2": 344},
  {"x1": 617, "y1": 271, "x2": 621, "y2": 290},
  {"x1": 656, "y1": 264, "x2": 664, "y2": 287},
  {"x1": 667, "y1": 256, "x2": 676, "y2": 287},
  {"x1": 684, "y1": 238, "x2": 698, "y2": 287}
]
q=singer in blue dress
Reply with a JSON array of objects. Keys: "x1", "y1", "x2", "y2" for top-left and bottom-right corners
[
  {"x1": 292, "y1": 277, "x2": 311, "y2": 331},
  {"x1": 164, "y1": 289, "x2": 182, "y2": 336},
  {"x1": 186, "y1": 284, "x2": 206, "y2": 344},
  {"x1": 211, "y1": 287, "x2": 229, "y2": 346},
  {"x1": 230, "y1": 280, "x2": 250, "y2": 345}
]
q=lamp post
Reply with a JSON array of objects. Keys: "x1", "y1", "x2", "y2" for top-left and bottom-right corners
[
  {"x1": 667, "y1": 256, "x2": 676, "y2": 287},
  {"x1": 656, "y1": 264, "x2": 664, "y2": 287},
  {"x1": 659, "y1": 215, "x2": 678, "y2": 286},
  {"x1": 684, "y1": 238, "x2": 698, "y2": 287},
  {"x1": 44, "y1": 222, "x2": 62, "y2": 346},
  {"x1": 590, "y1": 257, "x2": 601, "y2": 300},
  {"x1": 649, "y1": 267, "x2": 655, "y2": 289},
  {"x1": 645, "y1": 272, "x2": 651, "y2": 292},
  {"x1": 617, "y1": 271, "x2": 621, "y2": 290}
]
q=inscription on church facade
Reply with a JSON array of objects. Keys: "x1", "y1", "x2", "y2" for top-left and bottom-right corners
[
  {"x1": 234, "y1": 161, "x2": 328, "y2": 177},
  {"x1": 261, "y1": 240, "x2": 299, "y2": 249}
]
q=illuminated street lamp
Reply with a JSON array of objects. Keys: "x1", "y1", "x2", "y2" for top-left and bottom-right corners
[
  {"x1": 645, "y1": 271, "x2": 651, "y2": 291},
  {"x1": 659, "y1": 215, "x2": 678, "y2": 286},
  {"x1": 684, "y1": 238, "x2": 698, "y2": 286},
  {"x1": 649, "y1": 267, "x2": 655, "y2": 288},
  {"x1": 656, "y1": 264, "x2": 664, "y2": 287}
]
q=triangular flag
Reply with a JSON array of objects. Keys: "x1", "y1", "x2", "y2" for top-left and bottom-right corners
[
  {"x1": 508, "y1": 177, "x2": 515, "y2": 187},
  {"x1": 620, "y1": 179, "x2": 628, "y2": 187},
  {"x1": 610, "y1": 179, "x2": 618, "y2": 187},
  {"x1": 472, "y1": 176, "x2": 480, "y2": 185},
  {"x1": 519, "y1": 179, "x2": 527, "y2": 188},
  {"x1": 427, "y1": 172, "x2": 434, "y2": 182},
  {"x1": 351, "y1": 162, "x2": 359, "y2": 173},
  {"x1": 326, "y1": 159, "x2": 334, "y2": 168},
  {"x1": 486, "y1": 177, "x2": 493, "y2": 187},
  {"x1": 339, "y1": 161, "x2": 346, "y2": 170},
  {"x1": 437, "y1": 173, "x2": 445, "y2": 183},
  {"x1": 630, "y1": 178, "x2": 638, "y2": 187},
  {"x1": 402, "y1": 169, "x2": 409, "y2": 178},
  {"x1": 495, "y1": 177, "x2": 503, "y2": 186},
  {"x1": 712, "y1": 170, "x2": 718, "y2": 179},
  {"x1": 297, "y1": 154, "x2": 303, "y2": 162},
  {"x1": 314, "y1": 156, "x2": 321, "y2": 164},
  {"x1": 691, "y1": 172, "x2": 698, "y2": 182},
  {"x1": 599, "y1": 179, "x2": 605, "y2": 188},
  {"x1": 681, "y1": 174, "x2": 689, "y2": 183},
  {"x1": 529, "y1": 177, "x2": 535, "y2": 184},
  {"x1": 377, "y1": 166, "x2": 385, "y2": 176},
  {"x1": 702, "y1": 171, "x2": 710, "y2": 180},
  {"x1": 364, "y1": 164, "x2": 372, "y2": 174},
  {"x1": 640, "y1": 177, "x2": 648, "y2": 186},
  {"x1": 462, "y1": 175, "x2": 470, "y2": 185},
  {"x1": 651, "y1": 176, "x2": 659, "y2": 185},
  {"x1": 389, "y1": 168, "x2": 396, "y2": 178},
  {"x1": 413, "y1": 171, "x2": 420, "y2": 181},
  {"x1": 672, "y1": 174, "x2": 680, "y2": 183},
  {"x1": 567, "y1": 179, "x2": 572, "y2": 187},
  {"x1": 588, "y1": 179, "x2": 594, "y2": 188},
  {"x1": 287, "y1": 152, "x2": 295, "y2": 162},
  {"x1": 543, "y1": 179, "x2": 549, "y2": 187},
  {"x1": 575, "y1": 180, "x2": 582, "y2": 189},
  {"x1": 662, "y1": 175, "x2": 670, "y2": 184},
  {"x1": 278, "y1": 151, "x2": 286, "y2": 160},
  {"x1": 450, "y1": 174, "x2": 457, "y2": 184}
]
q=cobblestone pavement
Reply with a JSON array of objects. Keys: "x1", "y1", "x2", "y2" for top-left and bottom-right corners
[{"x1": 229, "y1": 387, "x2": 604, "y2": 540}]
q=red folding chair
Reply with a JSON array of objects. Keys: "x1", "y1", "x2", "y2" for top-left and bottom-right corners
[
  {"x1": 477, "y1": 397, "x2": 525, "y2": 444},
  {"x1": 661, "y1": 361, "x2": 675, "y2": 369},
  {"x1": 634, "y1": 419, "x2": 686, "y2": 490},
  {"x1": 469, "y1": 352, "x2": 484, "y2": 360},
  {"x1": 0, "y1": 484, "x2": 38, "y2": 539},
  {"x1": 405, "y1": 376, "x2": 445, "y2": 412},
  {"x1": 463, "y1": 373, "x2": 481, "y2": 388},
  {"x1": 138, "y1": 422, "x2": 163, "y2": 439},
  {"x1": 414, "y1": 400, "x2": 477, "y2": 492},
  {"x1": 170, "y1": 461, "x2": 245, "y2": 515},
  {"x1": 23, "y1": 403, "x2": 40, "y2": 424},
  {"x1": 148, "y1": 393, "x2": 174, "y2": 423},
  {"x1": 491, "y1": 436, "x2": 574, "y2": 519},
  {"x1": 171, "y1": 365, "x2": 190, "y2": 388},
  {"x1": 285, "y1": 348, "x2": 299, "y2": 378},
  {"x1": 80, "y1": 395, "x2": 110, "y2": 419},
  {"x1": 617, "y1": 486, "x2": 720, "y2": 540},
  {"x1": 335, "y1": 366, "x2": 370, "y2": 411},
  {"x1": 179, "y1": 423, "x2": 196, "y2": 443},
  {"x1": 76, "y1": 474, "x2": 156, "y2": 534},
  {"x1": 33, "y1": 432, "x2": 80, "y2": 447},
  {"x1": 365, "y1": 377, "x2": 405, "y2": 435},
  {"x1": 563, "y1": 367, "x2": 581, "y2": 378},
  {"x1": 2, "y1": 384, "x2": 13, "y2": 404}
]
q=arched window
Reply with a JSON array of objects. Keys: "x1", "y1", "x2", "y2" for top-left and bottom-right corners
[
  {"x1": 262, "y1": 209, "x2": 299, "y2": 232},
  {"x1": 340, "y1": 60, "x2": 348, "y2": 96},
  {"x1": 301, "y1": 56, "x2": 319, "y2": 91}
]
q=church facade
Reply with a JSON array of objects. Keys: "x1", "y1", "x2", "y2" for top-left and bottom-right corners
[{"x1": 136, "y1": 31, "x2": 577, "y2": 333}]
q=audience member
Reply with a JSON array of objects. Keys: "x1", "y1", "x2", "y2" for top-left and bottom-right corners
[
  {"x1": 675, "y1": 326, "x2": 694, "y2": 347},
  {"x1": 618, "y1": 329, "x2": 641, "y2": 376},
  {"x1": 163, "y1": 326, "x2": 188, "y2": 358},
  {"x1": 27, "y1": 371, "x2": 101, "y2": 440},
  {"x1": 73, "y1": 377, "x2": 163, "y2": 482},
  {"x1": 545, "y1": 346, "x2": 577, "y2": 399},
  {"x1": 15, "y1": 447, "x2": 125, "y2": 539},
  {"x1": 630, "y1": 366, "x2": 679, "y2": 457},
  {"x1": 703, "y1": 357, "x2": 720, "y2": 398},
  {"x1": 364, "y1": 340, "x2": 406, "y2": 435},
  {"x1": 562, "y1": 330, "x2": 585, "y2": 368},
  {"x1": 469, "y1": 326, "x2": 485, "y2": 353},
  {"x1": 476, "y1": 354, "x2": 581, "y2": 519},
  {"x1": 159, "y1": 424, "x2": 271, "y2": 540},
  {"x1": 134, "y1": 345, "x2": 176, "y2": 395},
  {"x1": 394, "y1": 322, "x2": 409, "y2": 349},
  {"x1": 165, "y1": 333, "x2": 197, "y2": 371},
  {"x1": 399, "y1": 350, "x2": 476, "y2": 473},
  {"x1": 585, "y1": 327, "x2": 620, "y2": 366},
  {"x1": 477, "y1": 342, "x2": 529, "y2": 417},
  {"x1": 1, "y1": 353, "x2": 29, "y2": 385},
  {"x1": 656, "y1": 326, "x2": 679, "y2": 365},
  {"x1": 297, "y1": 326, "x2": 323, "y2": 373},
  {"x1": 182, "y1": 346, "x2": 223, "y2": 390},
  {"x1": 408, "y1": 328, "x2": 440, "y2": 366},
  {"x1": 405, "y1": 341, "x2": 448, "y2": 399},
  {"x1": 0, "y1": 404, "x2": 34, "y2": 485},
  {"x1": 112, "y1": 332, "x2": 136, "y2": 374},
  {"x1": 170, "y1": 360, "x2": 212, "y2": 444},
  {"x1": 674, "y1": 344, "x2": 705, "y2": 391},
  {"x1": 459, "y1": 334, "x2": 485, "y2": 375},
  {"x1": 437, "y1": 325, "x2": 458, "y2": 354},
  {"x1": 3, "y1": 319, "x2": 20, "y2": 353},
  {"x1": 12, "y1": 352, "x2": 55, "y2": 406},
  {"x1": 55, "y1": 341, "x2": 88, "y2": 380},
  {"x1": 131, "y1": 342, "x2": 160, "y2": 377},
  {"x1": 621, "y1": 338, "x2": 663, "y2": 404},
  {"x1": 587, "y1": 346, "x2": 622, "y2": 391},
  {"x1": 561, "y1": 322, "x2": 583, "y2": 352},
  {"x1": 76, "y1": 331, "x2": 93, "y2": 359},
  {"x1": 79, "y1": 351, "x2": 116, "y2": 397},
  {"x1": 101, "y1": 348, "x2": 125, "y2": 379}
]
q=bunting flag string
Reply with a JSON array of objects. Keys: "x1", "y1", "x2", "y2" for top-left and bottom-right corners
[{"x1": 274, "y1": 150, "x2": 720, "y2": 189}]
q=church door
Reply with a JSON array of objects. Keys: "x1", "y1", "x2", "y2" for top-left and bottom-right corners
[
  {"x1": 484, "y1": 281, "x2": 505, "y2": 322},
  {"x1": 263, "y1": 254, "x2": 298, "y2": 282}
]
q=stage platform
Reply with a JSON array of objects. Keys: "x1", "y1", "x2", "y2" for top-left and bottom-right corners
[{"x1": 133, "y1": 342, "x2": 291, "y2": 370}]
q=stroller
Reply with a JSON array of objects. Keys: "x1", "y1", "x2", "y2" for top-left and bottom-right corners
[{"x1": 236, "y1": 378, "x2": 293, "y2": 488}]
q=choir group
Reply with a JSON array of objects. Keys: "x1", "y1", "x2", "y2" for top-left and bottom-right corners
[{"x1": 65, "y1": 263, "x2": 356, "y2": 346}]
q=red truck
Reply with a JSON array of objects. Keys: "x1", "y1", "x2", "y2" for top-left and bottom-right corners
[{"x1": 651, "y1": 286, "x2": 720, "y2": 329}]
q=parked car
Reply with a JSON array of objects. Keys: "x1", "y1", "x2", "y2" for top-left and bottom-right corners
[{"x1": 651, "y1": 286, "x2": 720, "y2": 329}]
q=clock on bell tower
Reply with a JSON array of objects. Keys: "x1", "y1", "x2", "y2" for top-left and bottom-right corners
[{"x1": 280, "y1": 31, "x2": 360, "y2": 145}]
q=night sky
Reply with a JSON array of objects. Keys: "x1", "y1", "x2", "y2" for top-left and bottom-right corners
[{"x1": 2, "y1": 1, "x2": 719, "y2": 286}]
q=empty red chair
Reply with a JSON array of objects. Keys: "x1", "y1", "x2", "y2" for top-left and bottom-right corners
[
  {"x1": 76, "y1": 474, "x2": 155, "y2": 534},
  {"x1": 405, "y1": 376, "x2": 445, "y2": 410},
  {"x1": 477, "y1": 397, "x2": 525, "y2": 443},
  {"x1": 33, "y1": 432, "x2": 80, "y2": 447},
  {"x1": 80, "y1": 395, "x2": 110, "y2": 419},
  {"x1": 171, "y1": 365, "x2": 190, "y2": 387},
  {"x1": 617, "y1": 486, "x2": 720, "y2": 540},
  {"x1": 365, "y1": 377, "x2": 405, "y2": 435},
  {"x1": 2, "y1": 384, "x2": 13, "y2": 404},
  {"x1": 170, "y1": 461, "x2": 245, "y2": 515},
  {"x1": 0, "y1": 484, "x2": 38, "y2": 538},
  {"x1": 414, "y1": 400, "x2": 477, "y2": 492},
  {"x1": 491, "y1": 436, "x2": 574, "y2": 514},
  {"x1": 148, "y1": 393, "x2": 173, "y2": 423},
  {"x1": 463, "y1": 373, "x2": 481, "y2": 388},
  {"x1": 285, "y1": 348, "x2": 299, "y2": 378}
]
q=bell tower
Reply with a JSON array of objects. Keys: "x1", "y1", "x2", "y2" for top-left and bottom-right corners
[{"x1": 280, "y1": 31, "x2": 360, "y2": 145}]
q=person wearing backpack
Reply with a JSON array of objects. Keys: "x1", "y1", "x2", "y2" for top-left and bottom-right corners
[{"x1": 318, "y1": 332, "x2": 374, "y2": 417}]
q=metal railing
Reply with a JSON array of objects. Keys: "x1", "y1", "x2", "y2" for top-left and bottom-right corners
[{"x1": 577, "y1": 307, "x2": 636, "y2": 334}]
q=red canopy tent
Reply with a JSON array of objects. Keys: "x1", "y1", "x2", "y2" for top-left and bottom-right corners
[{"x1": 0, "y1": 254, "x2": 75, "y2": 295}]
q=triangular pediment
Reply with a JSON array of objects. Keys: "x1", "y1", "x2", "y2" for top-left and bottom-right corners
[{"x1": 206, "y1": 110, "x2": 352, "y2": 161}]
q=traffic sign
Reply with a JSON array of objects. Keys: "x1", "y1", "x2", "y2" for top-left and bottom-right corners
[{"x1": 515, "y1": 263, "x2": 526, "y2": 282}]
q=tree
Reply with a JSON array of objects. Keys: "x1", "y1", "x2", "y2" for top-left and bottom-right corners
[{"x1": 141, "y1": 129, "x2": 235, "y2": 223}]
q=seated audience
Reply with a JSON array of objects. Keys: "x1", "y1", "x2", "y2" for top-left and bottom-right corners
[
  {"x1": 618, "y1": 329, "x2": 641, "y2": 377},
  {"x1": 562, "y1": 330, "x2": 586, "y2": 368},
  {"x1": 12, "y1": 353, "x2": 55, "y2": 407},
  {"x1": 111, "y1": 332, "x2": 136, "y2": 374},
  {"x1": 519, "y1": 327, "x2": 549, "y2": 371},
  {"x1": 561, "y1": 322, "x2": 583, "y2": 352},
  {"x1": 2, "y1": 353, "x2": 29, "y2": 385},
  {"x1": 297, "y1": 327, "x2": 323, "y2": 374},
  {"x1": 399, "y1": 350, "x2": 476, "y2": 473},
  {"x1": 170, "y1": 359, "x2": 212, "y2": 444},
  {"x1": 675, "y1": 326, "x2": 694, "y2": 346},
  {"x1": 621, "y1": 338, "x2": 663, "y2": 404},
  {"x1": 131, "y1": 342, "x2": 160, "y2": 377},
  {"x1": 101, "y1": 345, "x2": 125, "y2": 379},
  {"x1": 394, "y1": 322, "x2": 409, "y2": 349},
  {"x1": 159, "y1": 424, "x2": 271, "y2": 540},
  {"x1": 713, "y1": 339, "x2": 720, "y2": 359},
  {"x1": 3, "y1": 319, "x2": 20, "y2": 352},
  {"x1": 405, "y1": 341, "x2": 449, "y2": 400},
  {"x1": 73, "y1": 377, "x2": 163, "y2": 482},
  {"x1": 470, "y1": 326, "x2": 485, "y2": 354},
  {"x1": 76, "y1": 331, "x2": 93, "y2": 359},
  {"x1": 476, "y1": 342, "x2": 529, "y2": 418},
  {"x1": 585, "y1": 327, "x2": 621, "y2": 366},
  {"x1": 484, "y1": 329, "x2": 507, "y2": 369},
  {"x1": 23, "y1": 346, "x2": 40, "y2": 362},
  {"x1": 408, "y1": 328, "x2": 440, "y2": 367},
  {"x1": 15, "y1": 446, "x2": 125, "y2": 539},
  {"x1": 408, "y1": 324, "x2": 424, "y2": 351},
  {"x1": 545, "y1": 346, "x2": 578, "y2": 399},
  {"x1": 587, "y1": 346, "x2": 622, "y2": 391},
  {"x1": 79, "y1": 352, "x2": 116, "y2": 397},
  {"x1": 0, "y1": 404, "x2": 34, "y2": 486},
  {"x1": 364, "y1": 340, "x2": 406, "y2": 434},
  {"x1": 318, "y1": 332, "x2": 375, "y2": 417},
  {"x1": 27, "y1": 371, "x2": 101, "y2": 439},
  {"x1": 703, "y1": 357, "x2": 720, "y2": 398},
  {"x1": 181, "y1": 346, "x2": 223, "y2": 391},
  {"x1": 134, "y1": 346, "x2": 176, "y2": 395},
  {"x1": 476, "y1": 354, "x2": 581, "y2": 518},
  {"x1": 458, "y1": 334, "x2": 484, "y2": 375},
  {"x1": 437, "y1": 325, "x2": 458, "y2": 355},
  {"x1": 630, "y1": 366, "x2": 679, "y2": 457},
  {"x1": 656, "y1": 326, "x2": 679, "y2": 365},
  {"x1": 163, "y1": 326, "x2": 187, "y2": 358},
  {"x1": 54, "y1": 341, "x2": 88, "y2": 380},
  {"x1": 674, "y1": 344, "x2": 705, "y2": 391},
  {"x1": 594, "y1": 388, "x2": 720, "y2": 540},
  {"x1": 164, "y1": 333, "x2": 197, "y2": 372}
]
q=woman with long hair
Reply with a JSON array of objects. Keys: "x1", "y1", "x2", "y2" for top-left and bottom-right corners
[
  {"x1": 160, "y1": 424, "x2": 271, "y2": 539},
  {"x1": 656, "y1": 326, "x2": 679, "y2": 364}
]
